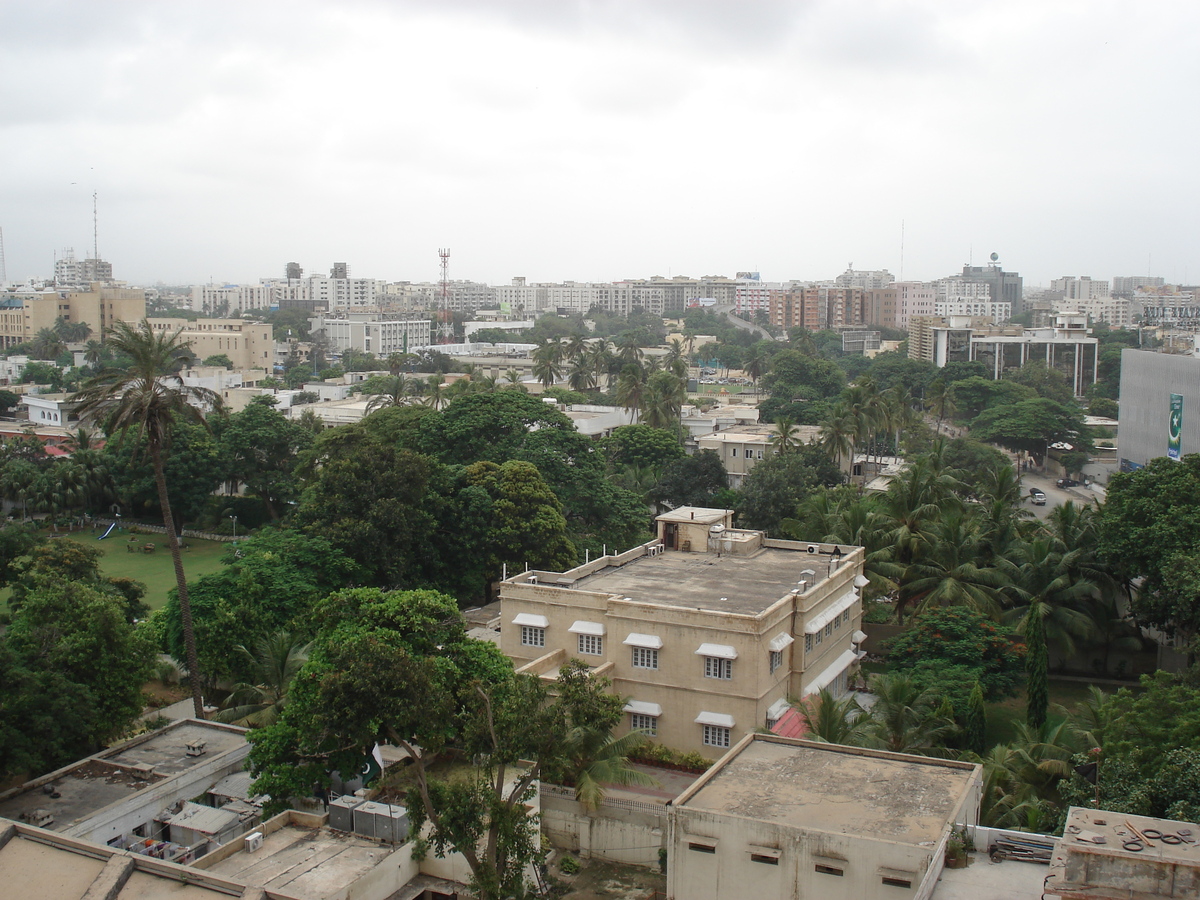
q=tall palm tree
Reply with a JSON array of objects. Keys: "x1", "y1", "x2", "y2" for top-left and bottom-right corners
[
  {"x1": 214, "y1": 631, "x2": 311, "y2": 728},
  {"x1": 71, "y1": 319, "x2": 219, "y2": 717},
  {"x1": 641, "y1": 371, "x2": 686, "y2": 432},
  {"x1": 83, "y1": 339, "x2": 106, "y2": 371},
  {"x1": 531, "y1": 340, "x2": 563, "y2": 389},
  {"x1": 819, "y1": 405, "x2": 857, "y2": 474},
  {"x1": 587, "y1": 338, "x2": 614, "y2": 391},
  {"x1": 615, "y1": 364, "x2": 647, "y2": 418},
  {"x1": 769, "y1": 416, "x2": 802, "y2": 455},
  {"x1": 567, "y1": 357, "x2": 597, "y2": 393},
  {"x1": 744, "y1": 344, "x2": 769, "y2": 399},
  {"x1": 925, "y1": 378, "x2": 956, "y2": 434},
  {"x1": 424, "y1": 373, "x2": 447, "y2": 409}
]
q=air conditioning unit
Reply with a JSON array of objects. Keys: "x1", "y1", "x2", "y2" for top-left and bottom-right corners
[
  {"x1": 807, "y1": 545, "x2": 818, "y2": 554},
  {"x1": 245, "y1": 832, "x2": 264, "y2": 852}
]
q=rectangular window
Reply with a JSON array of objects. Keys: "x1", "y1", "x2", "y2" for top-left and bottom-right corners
[
  {"x1": 520, "y1": 626, "x2": 545, "y2": 648},
  {"x1": 632, "y1": 647, "x2": 659, "y2": 669},
  {"x1": 834, "y1": 615, "x2": 841, "y2": 631},
  {"x1": 630, "y1": 713, "x2": 657, "y2": 735},
  {"x1": 756, "y1": 449, "x2": 764, "y2": 459},
  {"x1": 769, "y1": 650, "x2": 783, "y2": 673},
  {"x1": 577, "y1": 634, "x2": 602, "y2": 656},
  {"x1": 804, "y1": 634, "x2": 813, "y2": 652},
  {"x1": 703, "y1": 724, "x2": 731, "y2": 748},
  {"x1": 882, "y1": 877, "x2": 912, "y2": 888},
  {"x1": 815, "y1": 864, "x2": 844, "y2": 876},
  {"x1": 730, "y1": 447, "x2": 738, "y2": 457},
  {"x1": 688, "y1": 842, "x2": 716, "y2": 854},
  {"x1": 814, "y1": 629, "x2": 823, "y2": 647},
  {"x1": 751, "y1": 854, "x2": 779, "y2": 865},
  {"x1": 704, "y1": 657, "x2": 732, "y2": 680},
  {"x1": 825, "y1": 623, "x2": 833, "y2": 638}
]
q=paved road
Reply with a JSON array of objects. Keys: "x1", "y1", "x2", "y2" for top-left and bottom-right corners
[
  {"x1": 709, "y1": 302, "x2": 781, "y2": 341},
  {"x1": 1019, "y1": 470, "x2": 1097, "y2": 520}
]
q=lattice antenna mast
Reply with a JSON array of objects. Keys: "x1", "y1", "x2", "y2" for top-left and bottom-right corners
[
  {"x1": 93, "y1": 191, "x2": 99, "y2": 261},
  {"x1": 437, "y1": 248, "x2": 453, "y2": 343}
]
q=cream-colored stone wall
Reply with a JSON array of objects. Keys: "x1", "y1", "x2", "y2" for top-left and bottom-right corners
[{"x1": 499, "y1": 541, "x2": 865, "y2": 755}]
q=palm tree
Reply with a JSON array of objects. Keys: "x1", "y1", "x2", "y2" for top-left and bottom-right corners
[
  {"x1": 926, "y1": 378, "x2": 956, "y2": 434},
  {"x1": 556, "y1": 725, "x2": 660, "y2": 812},
  {"x1": 567, "y1": 357, "x2": 597, "y2": 393},
  {"x1": 83, "y1": 339, "x2": 106, "y2": 371},
  {"x1": 214, "y1": 631, "x2": 311, "y2": 728},
  {"x1": 819, "y1": 405, "x2": 857, "y2": 474},
  {"x1": 640, "y1": 371, "x2": 685, "y2": 432},
  {"x1": 31, "y1": 327, "x2": 67, "y2": 360},
  {"x1": 71, "y1": 319, "x2": 219, "y2": 718},
  {"x1": 531, "y1": 340, "x2": 563, "y2": 389},
  {"x1": 864, "y1": 673, "x2": 955, "y2": 754},
  {"x1": 899, "y1": 508, "x2": 1005, "y2": 618},
  {"x1": 769, "y1": 416, "x2": 802, "y2": 455},
  {"x1": 365, "y1": 374, "x2": 416, "y2": 413},
  {"x1": 744, "y1": 344, "x2": 769, "y2": 399},
  {"x1": 615, "y1": 364, "x2": 646, "y2": 418},
  {"x1": 587, "y1": 339, "x2": 614, "y2": 391},
  {"x1": 799, "y1": 689, "x2": 872, "y2": 745},
  {"x1": 424, "y1": 373, "x2": 447, "y2": 409}
]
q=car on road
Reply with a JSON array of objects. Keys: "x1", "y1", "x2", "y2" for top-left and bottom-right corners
[
  {"x1": 1056, "y1": 478, "x2": 1080, "y2": 488},
  {"x1": 1029, "y1": 488, "x2": 1047, "y2": 505}
]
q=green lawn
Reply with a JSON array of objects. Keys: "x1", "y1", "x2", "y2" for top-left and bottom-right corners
[
  {"x1": 4, "y1": 529, "x2": 233, "y2": 612},
  {"x1": 985, "y1": 678, "x2": 1133, "y2": 746}
]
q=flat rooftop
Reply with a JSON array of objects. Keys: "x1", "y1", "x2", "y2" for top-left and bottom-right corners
[
  {"x1": 0, "y1": 823, "x2": 246, "y2": 900},
  {"x1": 0, "y1": 720, "x2": 247, "y2": 832},
  {"x1": 681, "y1": 737, "x2": 978, "y2": 846},
  {"x1": 204, "y1": 824, "x2": 395, "y2": 900},
  {"x1": 575, "y1": 547, "x2": 829, "y2": 615}
]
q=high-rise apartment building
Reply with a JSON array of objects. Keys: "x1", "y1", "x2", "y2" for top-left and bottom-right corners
[{"x1": 1051, "y1": 276, "x2": 1110, "y2": 300}]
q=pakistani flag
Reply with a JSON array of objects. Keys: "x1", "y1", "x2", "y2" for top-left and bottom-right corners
[{"x1": 1169, "y1": 393, "x2": 1184, "y2": 460}]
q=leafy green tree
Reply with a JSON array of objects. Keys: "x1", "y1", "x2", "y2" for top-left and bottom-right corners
[
  {"x1": 2, "y1": 578, "x2": 154, "y2": 765},
  {"x1": 949, "y1": 377, "x2": 1037, "y2": 420},
  {"x1": 7, "y1": 537, "x2": 149, "y2": 622},
  {"x1": 970, "y1": 398, "x2": 1091, "y2": 465},
  {"x1": 218, "y1": 396, "x2": 313, "y2": 519},
  {"x1": 886, "y1": 607, "x2": 1024, "y2": 702},
  {"x1": 463, "y1": 460, "x2": 577, "y2": 594},
  {"x1": 602, "y1": 425, "x2": 684, "y2": 471},
  {"x1": 203, "y1": 353, "x2": 234, "y2": 369},
  {"x1": 19, "y1": 360, "x2": 63, "y2": 389},
  {"x1": 735, "y1": 444, "x2": 843, "y2": 535},
  {"x1": 760, "y1": 349, "x2": 846, "y2": 400},
  {"x1": 1003, "y1": 360, "x2": 1075, "y2": 404},
  {"x1": 248, "y1": 589, "x2": 624, "y2": 900},
  {"x1": 1096, "y1": 455, "x2": 1200, "y2": 653},
  {"x1": 650, "y1": 450, "x2": 729, "y2": 511},
  {"x1": 72, "y1": 319, "x2": 219, "y2": 718},
  {"x1": 104, "y1": 422, "x2": 224, "y2": 531},
  {"x1": 965, "y1": 682, "x2": 987, "y2": 755},
  {"x1": 162, "y1": 528, "x2": 362, "y2": 682},
  {"x1": 864, "y1": 673, "x2": 955, "y2": 753},
  {"x1": 0, "y1": 389, "x2": 19, "y2": 415},
  {"x1": 0, "y1": 524, "x2": 43, "y2": 588}
]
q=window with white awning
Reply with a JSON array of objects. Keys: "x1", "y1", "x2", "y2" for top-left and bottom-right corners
[
  {"x1": 568, "y1": 620, "x2": 605, "y2": 636},
  {"x1": 694, "y1": 642, "x2": 737, "y2": 660},
  {"x1": 624, "y1": 700, "x2": 663, "y2": 717},
  {"x1": 803, "y1": 590, "x2": 858, "y2": 634},
  {"x1": 694, "y1": 711, "x2": 735, "y2": 728},
  {"x1": 768, "y1": 633, "x2": 795, "y2": 653},
  {"x1": 511, "y1": 613, "x2": 549, "y2": 628},
  {"x1": 623, "y1": 632, "x2": 663, "y2": 649},
  {"x1": 801, "y1": 649, "x2": 858, "y2": 696}
]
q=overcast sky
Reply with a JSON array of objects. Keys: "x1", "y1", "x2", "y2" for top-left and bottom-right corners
[{"x1": 2, "y1": 1, "x2": 1197, "y2": 289}]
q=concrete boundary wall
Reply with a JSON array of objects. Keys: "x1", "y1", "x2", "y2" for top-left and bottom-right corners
[{"x1": 540, "y1": 791, "x2": 664, "y2": 870}]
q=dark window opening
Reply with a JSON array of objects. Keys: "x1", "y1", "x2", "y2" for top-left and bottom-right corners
[
  {"x1": 815, "y1": 864, "x2": 844, "y2": 876},
  {"x1": 882, "y1": 876, "x2": 912, "y2": 888}
]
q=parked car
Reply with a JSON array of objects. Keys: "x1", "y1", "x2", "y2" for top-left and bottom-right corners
[
  {"x1": 1029, "y1": 488, "x2": 1047, "y2": 505},
  {"x1": 1056, "y1": 478, "x2": 1080, "y2": 488}
]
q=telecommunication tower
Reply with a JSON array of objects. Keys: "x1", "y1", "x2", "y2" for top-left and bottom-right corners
[{"x1": 437, "y1": 248, "x2": 453, "y2": 343}]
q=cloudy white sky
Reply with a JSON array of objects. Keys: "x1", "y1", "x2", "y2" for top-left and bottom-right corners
[{"x1": 2, "y1": 1, "x2": 1197, "y2": 289}]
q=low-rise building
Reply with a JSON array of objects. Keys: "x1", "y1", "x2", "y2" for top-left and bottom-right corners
[
  {"x1": 500, "y1": 509, "x2": 867, "y2": 756},
  {"x1": 0, "y1": 720, "x2": 250, "y2": 858},
  {"x1": 146, "y1": 318, "x2": 274, "y2": 382},
  {"x1": 667, "y1": 734, "x2": 982, "y2": 900},
  {"x1": 695, "y1": 424, "x2": 822, "y2": 488}
]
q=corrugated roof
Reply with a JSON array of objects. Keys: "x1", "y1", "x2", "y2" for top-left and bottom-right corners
[
  {"x1": 769, "y1": 706, "x2": 807, "y2": 740},
  {"x1": 209, "y1": 770, "x2": 253, "y2": 801}
]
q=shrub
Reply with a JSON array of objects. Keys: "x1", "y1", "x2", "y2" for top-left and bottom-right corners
[{"x1": 558, "y1": 855, "x2": 581, "y2": 875}]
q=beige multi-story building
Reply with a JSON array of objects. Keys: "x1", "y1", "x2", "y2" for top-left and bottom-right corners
[
  {"x1": 146, "y1": 318, "x2": 273, "y2": 381},
  {"x1": 500, "y1": 509, "x2": 867, "y2": 756},
  {"x1": 0, "y1": 284, "x2": 146, "y2": 349},
  {"x1": 667, "y1": 734, "x2": 982, "y2": 900},
  {"x1": 696, "y1": 424, "x2": 822, "y2": 488}
]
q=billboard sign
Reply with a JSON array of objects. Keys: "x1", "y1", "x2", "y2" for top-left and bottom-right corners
[{"x1": 1168, "y1": 393, "x2": 1184, "y2": 460}]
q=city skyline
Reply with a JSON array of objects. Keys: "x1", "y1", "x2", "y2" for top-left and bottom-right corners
[{"x1": 2, "y1": 1, "x2": 1198, "y2": 288}]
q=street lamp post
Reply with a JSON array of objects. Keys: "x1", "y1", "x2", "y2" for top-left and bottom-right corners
[{"x1": 229, "y1": 514, "x2": 237, "y2": 540}]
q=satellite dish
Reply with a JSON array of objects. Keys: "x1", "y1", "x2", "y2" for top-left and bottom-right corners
[{"x1": 990, "y1": 252, "x2": 999, "y2": 262}]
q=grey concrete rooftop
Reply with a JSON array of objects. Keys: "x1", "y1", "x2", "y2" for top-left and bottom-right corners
[
  {"x1": 0, "y1": 720, "x2": 247, "y2": 833},
  {"x1": 932, "y1": 854, "x2": 1050, "y2": 899},
  {"x1": 204, "y1": 824, "x2": 395, "y2": 900},
  {"x1": 575, "y1": 546, "x2": 830, "y2": 615},
  {"x1": 681, "y1": 738, "x2": 978, "y2": 846}
]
